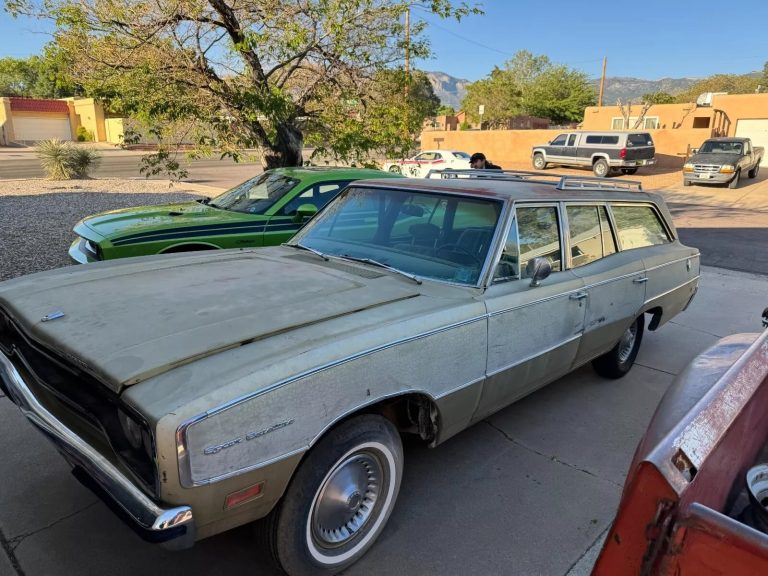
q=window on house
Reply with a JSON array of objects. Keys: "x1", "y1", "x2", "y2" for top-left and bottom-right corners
[{"x1": 693, "y1": 117, "x2": 711, "y2": 128}]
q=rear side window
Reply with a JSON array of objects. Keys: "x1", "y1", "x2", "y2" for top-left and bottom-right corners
[
  {"x1": 628, "y1": 133, "x2": 653, "y2": 147},
  {"x1": 611, "y1": 205, "x2": 671, "y2": 249},
  {"x1": 585, "y1": 135, "x2": 619, "y2": 145},
  {"x1": 566, "y1": 205, "x2": 616, "y2": 267}
]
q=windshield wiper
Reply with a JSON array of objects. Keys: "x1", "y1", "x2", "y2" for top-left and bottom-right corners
[
  {"x1": 288, "y1": 242, "x2": 329, "y2": 261},
  {"x1": 336, "y1": 254, "x2": 422, "y2": 285}
]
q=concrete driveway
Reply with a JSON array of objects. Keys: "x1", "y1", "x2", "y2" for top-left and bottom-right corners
[{"x1": 0, "y1": 265, "x2": 765, "y2": 576}]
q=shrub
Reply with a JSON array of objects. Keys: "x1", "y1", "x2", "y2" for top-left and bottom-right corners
[
  {"x1": 36, "y1": 139, "x2": 101, "y2": 180},
  {"x1": 76, "y1": 126, "x2": 95, "y2": 142}
]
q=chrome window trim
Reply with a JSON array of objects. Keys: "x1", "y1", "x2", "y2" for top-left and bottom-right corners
[{"x1": 644, "y1": 253, "x2": 701, "y2": 273}]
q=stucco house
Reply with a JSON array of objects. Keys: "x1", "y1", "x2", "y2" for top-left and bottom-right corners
[{"x1": 0, "y1": 97, "x2": 124, "y2": 146}]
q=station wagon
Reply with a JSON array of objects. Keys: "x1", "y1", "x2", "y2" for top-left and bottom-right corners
[{"x1": 0, "y1": 170, "x2": 699, "y2": 575}]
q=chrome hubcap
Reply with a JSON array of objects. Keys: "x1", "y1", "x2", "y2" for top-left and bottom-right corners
[
  {"x1": 617, "y1": 322, "x2": 637, "y2": 364},
  {"x1": 311, "y1": 452, "x2": 383, "y2": 548}
]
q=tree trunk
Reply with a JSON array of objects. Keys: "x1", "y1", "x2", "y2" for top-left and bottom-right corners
[{"x1": 262, "y1": 123, "x2": 304, "y2": 168}]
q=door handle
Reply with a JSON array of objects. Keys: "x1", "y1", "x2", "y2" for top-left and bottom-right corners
[
  {"x1": 570, "y1": 292, "x2": 588, "y2": 300},
  {"x1": 633, "y1": 277, "x2": 649, "y2": 284}
]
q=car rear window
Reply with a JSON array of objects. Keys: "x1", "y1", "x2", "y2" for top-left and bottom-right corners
[
  {"x1": 585, "y1": 135, "x2": 619, "y2": 145},
  {"x1": 628, "y1": 134, "x2": 653, "y2": 147}
]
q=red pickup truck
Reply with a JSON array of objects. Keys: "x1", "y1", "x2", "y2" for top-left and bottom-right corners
[{"x1": 593, "y1": 324, "x2": 768, "y2": 575}]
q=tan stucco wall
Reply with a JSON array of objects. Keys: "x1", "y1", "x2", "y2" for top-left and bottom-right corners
[
  {"x1": 420, "y1": 127, "x2": 712, "y2": 168},
  {"x1": 582, "y1": 93, "x2": 768, "y2": 135},
  {"x1": 0, "y1": 98, "x2": 12, "y2": 144},
  {"x1": 69, "y1": 98, "x2": 106, "y2": 141},
  {"x1": 104, "y1": 118, "x2": 125, "y2": 144}
]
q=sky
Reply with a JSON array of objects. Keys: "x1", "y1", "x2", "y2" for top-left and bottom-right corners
[{"x1": 1, "y1": 0, "x2": 767, "y2": 83}]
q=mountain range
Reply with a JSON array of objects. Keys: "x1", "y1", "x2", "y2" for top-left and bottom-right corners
[{"x1": 424, "y1": 71, "x2": 702, "y2": 110}]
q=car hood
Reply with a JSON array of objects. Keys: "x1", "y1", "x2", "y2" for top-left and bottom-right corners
[
  {"x1": 79, "y1": 201, "x2": 259, "y2": 240},
  {"x1": 688, "y1": 152, "x2": 742, "y2": 166},
  {"x1": 0, "y1": 248, "x2": 421, "y2": 393}
]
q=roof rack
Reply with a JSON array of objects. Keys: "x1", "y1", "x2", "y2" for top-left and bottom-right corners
[
  {"x1": 557, "y1": 177, "x2": 642, "y2": 191},
  {"x1": 425, "y1": 168, "x2": 644, "y2": 192}
]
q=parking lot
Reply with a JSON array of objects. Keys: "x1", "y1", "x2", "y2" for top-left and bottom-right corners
[{"x1": 0, "y1": 167, "x2": 766, "y2": 576}]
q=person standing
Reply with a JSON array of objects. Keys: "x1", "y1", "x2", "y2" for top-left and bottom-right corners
[{"x1": 469, "y1": 152, "x2": 502, "y2": 170}]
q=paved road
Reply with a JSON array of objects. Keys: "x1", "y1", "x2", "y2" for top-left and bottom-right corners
[{"x1": 0, "y1": 154, "x2": 264, "y2": 188}]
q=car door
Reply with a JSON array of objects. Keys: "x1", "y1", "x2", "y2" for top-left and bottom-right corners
[
  {"x1": 565, "y1": 203, "x2": 646, "y2": 365},
  {"x1": 563, "y1": 133, "x2": 578, "y2": 160},
  {"x1": 611, "y1": 203, "x2": 699, "y2": 329},
  {"x1": 265, "y1": 181, "x2": 352, "y2": 245},
  {"x1": 473, "y1": 203, "x2": 586, "y2": 421},
  {"x1": 545, "y1": 133, "x2": 569, "y2": 162}
]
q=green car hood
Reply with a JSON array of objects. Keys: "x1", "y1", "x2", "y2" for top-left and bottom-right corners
[
  {"x1": 79, "y1": 201, "x2": 260, "y2": 240},
  {"x1": 0, "y1": 248, "x2": 420, "y2": 393}
]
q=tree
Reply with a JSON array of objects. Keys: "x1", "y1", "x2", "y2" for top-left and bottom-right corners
[
  {"x1": 0, "y1": 49, "x2": 80, "y2": 98},
  {"x1": 675, "y1": 74, "x2": 761, "y2": 103},
  {"x1": 436, "y1": 105, "x2": 455, "y2": 116},
  {"x1": 641, "y1": 92, "x2": 676, "y2": 105},
  {"x1": 5, "y1": 0, "x2": 478, "y2": 170},
  {"x1": 0, "y1": 57, "x2": 37, "y2": 96},
  {"x1": 460, "y1": 50, "x2": 595, "y2": 127}
]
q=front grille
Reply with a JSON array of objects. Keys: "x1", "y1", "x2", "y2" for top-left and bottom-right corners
[
  {"x1": 0, "y1": 308, "x2": 157, "y2": 492},
  {"x1": 693, "y1": 164, "x2": 720, "y2": 173}
]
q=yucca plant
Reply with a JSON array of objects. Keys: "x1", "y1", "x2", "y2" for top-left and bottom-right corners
[
  {"x1": 36, "y1": 140, "x2": 101, "y2": 180},
  {"x1": 37, "y1": 139, "x2": 74, "y2": 180}
]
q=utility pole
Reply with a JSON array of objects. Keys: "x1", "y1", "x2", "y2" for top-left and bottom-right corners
[
  {"x1": 598, "y1": 56, "x2": 607, "y2": 107},
  {"x1": 404, "y1": 8, "x2": 410, "y2": 78}
]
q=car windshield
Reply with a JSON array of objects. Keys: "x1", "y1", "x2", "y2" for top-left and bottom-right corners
[
  {"x1": 209, "y1": 172, "x2": 299, "y2": 214},
  {"x1": 291, "y1": 186, "x2": 503, "y2": 286},
  {"x1": 698, "y1": 141, "x2": 743, "y2": 154}
]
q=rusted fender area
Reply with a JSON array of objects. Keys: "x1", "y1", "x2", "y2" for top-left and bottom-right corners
[{"x1": 593, "y1": 329, "x2": 768, "y2": 575}]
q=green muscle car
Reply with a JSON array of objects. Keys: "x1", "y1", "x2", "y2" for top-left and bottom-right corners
[{"x1": 68, "y1": 167, "x2": 402, "y2": 263}]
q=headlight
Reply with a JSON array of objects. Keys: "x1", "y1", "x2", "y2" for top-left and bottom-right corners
[
  {"x1": 118, "y1": 409, "x2": 144, "y2": 450},
  {"x1": 719, "y1": 164, "x2": 735, "y2": 173},
  {"x1": 683, "y1": 163, "x2": 694, "y2": 172}
]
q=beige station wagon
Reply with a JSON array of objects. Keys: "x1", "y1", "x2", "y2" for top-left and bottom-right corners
[{"x1": 0, "y1": 170, "x2": 699, "y2": 575}]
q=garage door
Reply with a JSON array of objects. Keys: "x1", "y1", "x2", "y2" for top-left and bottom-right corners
[
  {"x1": 735, "y1": 119, "x2": 768, "y2": 166},
  {"x1": 13, "y1": 116, "x2": 72, "y2": 142}
]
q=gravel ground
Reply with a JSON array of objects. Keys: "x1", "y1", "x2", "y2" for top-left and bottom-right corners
[{"x1": 0, "y1": 178, "x2": 207, "y2": 281}]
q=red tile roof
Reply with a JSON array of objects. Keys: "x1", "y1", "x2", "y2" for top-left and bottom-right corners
[{"x1": 9, "y1": 98, "x2": 69, "y2": 114}]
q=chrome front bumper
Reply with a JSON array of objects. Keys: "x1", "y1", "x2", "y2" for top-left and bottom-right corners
[{"x1": 0, "y1": 352, "x2": 195, "y2": 549}]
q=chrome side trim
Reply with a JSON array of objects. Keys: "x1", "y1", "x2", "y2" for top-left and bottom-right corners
[
  {"x1": 176, "y1": 315, "x2": 488, "y2": 486},
  {"x1": 643, "y1": 275, "x2": 701, "y2": 307},
  {"x1": 486, "y1": 333, "x2": 582, "y2": 378},
  {"x1": 0, "y1": 352, "x2": 195, "y2": 548},
  {"x1": 488, "y1": 288, "x2": 585, "y2": 318},
  {"x1": 644, "y1": 252, "x2": 700, "y2": 273},
  {"x1": 434, "y1": 375, "x2": 486, "y2": 400}
]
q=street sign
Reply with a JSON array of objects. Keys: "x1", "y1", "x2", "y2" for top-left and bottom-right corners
[{"x1": 478, "y1": 105, "x2": 485, "y2": 115}]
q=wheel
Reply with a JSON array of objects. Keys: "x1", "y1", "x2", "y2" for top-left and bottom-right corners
[
  {"x1": 683, "y1": 179, "x2": 692, "y2": 187},
  {"x1": 728, "y1": 170, "x2": 740, "y2": 189},
  {"x1": 592, "y1": 159, "x2": 609, "y2": 178},
  {"x1": 621, "y1": 168, "x2": 638, "y2": 175},
  {"x1": 388, "y1": 165, "x2": 402, "y2": 174},
  {"x1": 748, "y1": 164, "x2": 759, "y2": 179},
  {"x1": 592, "y1": 314, "x2": 645, "y2": 379},
  {"x1": 435, "y1": 244, "x2": 482, "y2": 267},
  {"x1": 267, "y1": 415, "x2": 403, "y2": 576},
  {"x1": 532, "y1": 154, "x2": 547, "y2": 170}
]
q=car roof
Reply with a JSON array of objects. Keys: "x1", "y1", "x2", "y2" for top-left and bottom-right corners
[
  {"x1": 355, "y1": 174, "x2": 664, "y2": 205},
  {"x1": 272, "y1": 166, "x2": 400, "y2": 177},
  {"x1": 705, "y1": 137, "x2": 748, "y2": 142}
]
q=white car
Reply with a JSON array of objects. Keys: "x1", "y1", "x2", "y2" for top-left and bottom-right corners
[{"x1": 383, "y1": 149, "x2": 471, "y2": 177}]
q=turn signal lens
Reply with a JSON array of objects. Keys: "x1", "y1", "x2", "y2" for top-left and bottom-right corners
[
  {"x1": 619, "y1": 148, "x2": 627, "y2": 159},
  {"x1": 224, "y1": 481, "x2": 265, "y2": 510},
  {"x1": 683, "y1": 163, "x2": 694, "y2": 172},
  {"x1": 719, "y1": 164, "x2": 735, "y2": 173}
]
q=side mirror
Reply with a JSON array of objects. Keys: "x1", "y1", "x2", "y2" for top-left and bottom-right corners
[
  {"x1": 526, "y1": 257, "x2": 552, "y2": 287},
  {"x1": 294, "y1": 203, "x2": 318, "y2": 223},
  {"x1": 690, "y1": 148, "x2": 699, "y2": 154}
]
